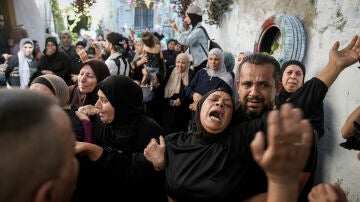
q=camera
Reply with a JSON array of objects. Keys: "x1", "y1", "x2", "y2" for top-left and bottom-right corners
[
  {"x1": 340, "y1": 121, "x2": 360, "y2": 151},
  {"x1": 87, "y1": 47, "x2": 95, "y2": 55}
]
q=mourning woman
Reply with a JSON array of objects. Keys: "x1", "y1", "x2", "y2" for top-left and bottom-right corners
[
  {"x1": 5, "y1": 38, "x2": 36, "y2": 88},
  {"x1": 30, "y1": 37, "x2": 72, "y2": 85},
  {"x1": 68, "y1": 59, "x2": 110, "y2": 107},
  {"x1": 163, "y1": 53, "x2": 193, "y2": 134},
  {"x1": 29, "y1": 74, "x2": 92, "y2": 142},
  {"x1": 145, "y1": 89, "x2": 269, "y2": 201},
  {"x1": 74, "y1": 75, "x2": 167, "y2": 202}
]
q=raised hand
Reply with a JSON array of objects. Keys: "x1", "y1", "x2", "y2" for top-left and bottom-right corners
[
  {"x1": 144, "y1": 136, "x2": 165, "y2": 171},
  {"x1": 251, "y1": 104, "x2": 313, "y2": 184},
  {"x1": 308, "y1": 183, "x2": 347, "y2": 202}
]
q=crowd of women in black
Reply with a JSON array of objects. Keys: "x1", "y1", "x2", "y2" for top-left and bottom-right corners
[{"x1": 1, "y1": 5, "x2": 360, "y2": 201}]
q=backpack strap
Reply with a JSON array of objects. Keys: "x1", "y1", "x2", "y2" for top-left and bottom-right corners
[
  {"x1": 113, "y1": 55, "x2": 128, "y2": 75},
  {"x1": 198, "y1": 26, "x2": 209, "y2": 56}
]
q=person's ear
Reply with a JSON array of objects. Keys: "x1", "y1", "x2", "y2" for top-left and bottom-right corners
[
  {"x1": 33, "y1": 180, "x2": 55, "y2": 202},
  {"x1": 275, "y1": 82, "x2": 283, "y2": 96}
]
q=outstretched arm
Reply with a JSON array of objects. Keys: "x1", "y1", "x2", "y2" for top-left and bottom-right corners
[
  {"x1": 341, "y1": 106, "x2": 360, "y2": 139},
  {"x1": 251, "y1": 104, "x2": 313, "y2": 202},
  {"x1": 316, "y1": 35, "x2": 360, "y2": 88}
]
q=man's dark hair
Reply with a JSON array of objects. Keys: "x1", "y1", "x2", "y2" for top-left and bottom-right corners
[{"x1": 238, "y1": 53, "x2": 281, "y2": 83}]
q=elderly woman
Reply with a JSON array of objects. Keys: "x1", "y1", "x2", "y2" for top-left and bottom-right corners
[
  {"x1": 74, "y1": 75, "x2": 167, "y2": 202},
  {"x1": 30, "y1": 74, "x2": 92, "y2": 142},
  {"x1": 162, "y1": 53, "x2": 194, "y2": 134},
  {"x1": 144, "y1": 89, "x2": 313, "y2": 202},
  {"x1": 185, "y1": 48, "x2": 233, "y2": 111},
  {"x1": 5, "y1": 38, "x2": 36, "y2": 88},
  {"x1": 68, "y1": 59, "x2": 110, "y2": 107}
]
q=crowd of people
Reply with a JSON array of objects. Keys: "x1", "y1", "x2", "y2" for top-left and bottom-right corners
[{"x1": 0, "y1": 4, "x2": 360, "y2": 202}]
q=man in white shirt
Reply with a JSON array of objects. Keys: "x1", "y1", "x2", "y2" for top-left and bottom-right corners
[{"x1": 104, "y1": 32, "x2": 129, "y2": 76}]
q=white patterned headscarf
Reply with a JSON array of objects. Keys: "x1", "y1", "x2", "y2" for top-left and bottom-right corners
[
  {"x1": 18, "y1": 38, "x2": 33, "y2": 88},
  {"x1": 206, "y1": 48, "x2": 233, "y2": 87},
  {"x1": 164, "y1": 53, "x2": 190, "y2": 98}
]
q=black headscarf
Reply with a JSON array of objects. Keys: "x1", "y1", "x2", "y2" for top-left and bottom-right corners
[
  {"x1": 188, "y1": 13, "x2": 203, "y2": 29},
  {"x1": 277, "y1": 60, "x2": 306, "y2": 105},
  {"x1": 69, "y1": 59, "x2": 110, "y2": 106},
  {"x1": 96, "y1": 75, "x2": 144, "y2": 151},
  {"x1": 193, "y1": 89, "x2": 234, "y2": 141}
]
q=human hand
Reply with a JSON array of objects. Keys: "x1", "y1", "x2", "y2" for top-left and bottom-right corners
[
  {"x1": 250, "y1": 104, "x2": 313, "y2": 185},
  {"x1": 308, "y1": 183, "x2": 347, "y2": 202},
  {"x1": 78, "y1": 105, "x2": 98, "y2": 116},
  {"x1": 328, "y1": 35, "x2": 360, "y2": 71},
  {"x1": 79, "y1": 49, "x2": 89, "y2": 63},
  {"x1": 189, "y1": 102, "x2": 197, "y2": 111},
  {"x1": 192, "y1": 92, "x2": 202, "y2": 103},
  {"x1": 174, "y1": 98, "x2": 181, "y2": 107},
  {"x1": 2, "y1": 53, "x2": 11, "y2": 60},
  {"x1": 71, "y1": 74, "x2": 78, "y2": 83},
  {"x1": 75, "y1": 141, "x2": 103, "y2": 161},
  {"x1": 169, "y1": 19, "x2": 178, "y2": 32},
  {"x1": 75, "y1": 110, "x2": 90, "y2": 121},
  {"x1": 144, "y1": 136, "x2": 165, "y2": 171}
]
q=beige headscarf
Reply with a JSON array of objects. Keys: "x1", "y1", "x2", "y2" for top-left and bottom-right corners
[
  {"x1": 164, "y1": 53, "x2": 190, "y2": 98},
  {"x1": 31, "y1": 74, "x2": 70, "y2": 108}
]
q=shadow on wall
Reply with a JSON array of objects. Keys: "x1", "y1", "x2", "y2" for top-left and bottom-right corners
[{"x1": 314, "y1": 100, "x2": 336, "y2": 185}]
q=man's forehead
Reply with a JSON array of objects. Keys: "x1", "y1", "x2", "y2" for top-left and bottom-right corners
[{"x1": 240, "y1": 63, "x2": 275, "y2": 78}]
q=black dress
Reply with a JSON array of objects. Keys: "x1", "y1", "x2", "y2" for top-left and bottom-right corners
[{"x1": 72, "y1": 75, "x2": 167, "y2": 202}]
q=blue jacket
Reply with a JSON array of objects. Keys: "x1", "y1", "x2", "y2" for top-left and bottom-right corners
[{"x1": 175, "y1": 23, "x2": 208, "y2": 67}]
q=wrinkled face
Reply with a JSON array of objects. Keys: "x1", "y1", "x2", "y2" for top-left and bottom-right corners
[
  {"x1": 22, "y1": 43, "x2": 34, "y2": 57},
  {"x1": 46, "y1": 41, "x2": 57, "y2": 55},
  {"x1": 200, "y1": 91, "x2": 233, "y2": 134},
  {"x1": 78, "y1": 65, "x2": 97, "y2": 94},
  {"x1": 29, "y1": 83, "x2": 58, "y2": 104},
  {"x1": 61, "y1": 34, "x2": 72, "y2": 46},
  {"x1": 0, "y1": 15, "x2": 4, "y2": 30},
  {"x1": 176, "y1": 58, "x2": 187, "y2": 73},
  {"x1": 237, "y1": 62, "x2": 277, "y2": 118},
  {"x1": 281, "y1": 65, "x2": 304, "y2": 93},
  {"x1": 208, "y1": 54, "x2": 220, "y2": 70},
  {"x1": 50, "y1": 106, "x2": 79, "y2": 202},
  {"x1": 95, "y1": 89, "x2": 115, "y2": 124},
  {"x1": 167, "y1": 41, "x2": 176, "y2": 51}
]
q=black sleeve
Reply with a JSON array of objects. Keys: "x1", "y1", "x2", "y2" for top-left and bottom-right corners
[{"x1": 95, "y1": 148, "x2": 159, "y2": 182}]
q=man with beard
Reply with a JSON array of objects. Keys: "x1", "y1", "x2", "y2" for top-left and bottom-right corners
[
  {"x1": 104, "y1": 32, "x2": 129, "y2": 76},
  {"x1": 235, "y1": 35, "x2": 360, "y2": 201}
]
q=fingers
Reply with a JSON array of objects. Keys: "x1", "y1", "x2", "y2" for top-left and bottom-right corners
[
  {"x1": 159, "y1": 135, "x2": 165, "y2": 146},
  {"x1": 300, "y1": 119, "x2": 313, "y2": 148},
  {"x1": 331, "y1": 41, "x2": 341, "y2": 53},
  {"x1": 250, "y1": 132, "x2": 265, "y2": 164},
  {"x1": 344, "y1": 35, "x2": 359, "y2": 50},
  {"x1": 266, "y1": 109, "x2": 280, "y2": 147}
]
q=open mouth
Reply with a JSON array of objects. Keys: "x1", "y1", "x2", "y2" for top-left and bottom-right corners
[{"x1": 209, "y1": 111, "x2": 222, "y2": 121}]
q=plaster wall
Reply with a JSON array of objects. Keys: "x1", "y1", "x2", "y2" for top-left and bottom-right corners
[{"x1": 195, "y1": 0, "x2": 360, "y2": 200}]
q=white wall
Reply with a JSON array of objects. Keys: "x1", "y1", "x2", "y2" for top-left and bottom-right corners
[{"x1": 195, "y1": 0, "x2": 360, "y2": 200}]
